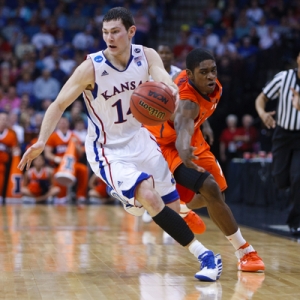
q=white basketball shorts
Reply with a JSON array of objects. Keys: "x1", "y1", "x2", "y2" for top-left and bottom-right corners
[{"x1": 86, "y1": 127, "x2": 179, "y2": 207}]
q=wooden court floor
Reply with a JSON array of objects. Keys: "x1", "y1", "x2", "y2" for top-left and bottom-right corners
[{"x1": 0, "y1": 204, "x2": 299, "y2": 300}]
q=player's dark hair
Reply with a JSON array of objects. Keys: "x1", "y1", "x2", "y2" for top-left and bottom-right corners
[
  {"x1": 186, "y1": 48, "x2": 215, "y2": 72},
  {"x1": 103, "y1": 7, "x2": 135, "y2": 31}
]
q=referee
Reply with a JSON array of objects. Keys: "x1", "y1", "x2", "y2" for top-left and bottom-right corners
[{"x1": 255, "y1": 51, "x2": 300, "y2": 236}]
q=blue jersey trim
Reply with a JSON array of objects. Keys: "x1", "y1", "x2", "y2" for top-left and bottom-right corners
[
  {"x1": 103, "y1": 47, "x2": 134, "y2": 72},
  {"x1": 162, "y1": 190, "x2": 179, "y2": 204},
  {"x1": 122, "y1": 172, "x2": 150, "y2": 199},
  {"x1": 84, "y1": 99, "x2": 110, "y2": 188}
]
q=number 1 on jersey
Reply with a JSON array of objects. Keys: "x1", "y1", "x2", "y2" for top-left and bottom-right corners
[{"x1": 112, "y1": 99, "x2": 131, "y2": 124}]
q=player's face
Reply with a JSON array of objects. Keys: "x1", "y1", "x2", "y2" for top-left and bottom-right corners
[
  {"x1": 102, "y1": 20, "x2": 136, "y2": 56},
  {"x1": 157, "y1": 46, "x2": 173, "y2": 69},
  {"x1": 187, "y1": 60, "x2": 217, "y2": 95}
]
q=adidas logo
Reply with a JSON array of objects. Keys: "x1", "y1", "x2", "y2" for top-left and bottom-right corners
[{"x1": 101, "y1": 70, "x2": 109, "y2": 76}]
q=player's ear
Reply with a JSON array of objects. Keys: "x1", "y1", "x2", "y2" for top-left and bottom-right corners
[
  {"x1": 128, "y1": 25, "x2": 136, "y2": 38},
  {"x1": 186, "y1": 69, "x2": 194, "y2": 80}
]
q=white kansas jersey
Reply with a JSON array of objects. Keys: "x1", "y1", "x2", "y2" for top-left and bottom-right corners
[{"x1": 83, "y1": 44, "x2": 149, "y2": 147}]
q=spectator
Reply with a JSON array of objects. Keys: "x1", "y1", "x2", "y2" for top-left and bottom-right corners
[
  {"x1": 215, "y1": 35, "x2": 237, "y2": 58},
  {"x1": 8, "y1": 111, "x2": 24, "y2": 145},
  {"x1": 0, "y1": 34, "x2": 12, "y2": 60},
  {"x1": 219, "y1": 114, "x2": 241, "y2": 173},
  {"x1": 59, "y1": 51, "x2": 76, "y2": 76},
  {"x1": 258, "y1": 25, "x2": 280, "y2": 50},
  {"x1": 42, "y1": 47, "x2": 61, "y2": 71},
  {"x1": 1, "y1": 18, "x2": 21, "y2": 44},
  {"x1": 65, "y1": 99, "x2": 87, "y2": 125},
  {"x1": 246, "y1": 0, "x2": 264, "y2": 25},
  {"x1": 72, "y1": 117, "x2": 87, "y2": 143},
  {"x1": 234, "y1": 12, "x2": 251, "y2": 39},
  {"x1": 51, "y1": 60, "x2": 67, "y2": 85},
  {"x1": 15, "y1": 34, "x2": 35, "y2": 60},
  {"x1": 33, "y1": 68, "x2": 60, "y2": 107},
  {"x1": 12, "y1": 0, "x2": 32, "y2": 23},
  {"x1": 238, "y1": 36, "x2": 258, "y2": 59},
  {"x1": 21, "y1": 154, "x2": 60, "y2": 203},
  {"x1": 133, "y1": 8, "x2": 150, "y2": 46},
  {"x1": 66, "y1": 8, "x2": 88, "y2": 31},
  {"x1": 72, "y1": 28, "x2": 95, "y2": 50},
  {"x1": 31, "y1": 24, "x2": 55, "y2": 51},
  {"x1": 0, "y1": 86, "x2": 21, "y2": 113},
  {"x1": 234, "y1": 114, "x2": 258, "y2": 155},
  {"x1": 173, "y1": 24, "x2": 194, "y2": 59},
  {"x1": 0, "y1": 112, "x2": 19, "y2": 202},
  {"x1": 16, "y1": 72, "x2": 34, "y2": 97}
]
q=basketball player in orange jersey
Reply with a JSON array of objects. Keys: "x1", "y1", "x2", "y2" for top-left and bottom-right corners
[
  {"x1": 146, "y1": 48, "x2": 265, "y2": 272},
  {"x1": 0, "y1": 111, "x2": 19, "y2": 202},
  {"x1": 44, "y1": 117, "x2": 88, "y2": 203},
  {"x1": 144, "y1": 43, "x2": 206, "y2": 234},
  {"x1": 18, "y1": 7, "x2": 223, "y2": 281},
  {"x1": 21, "y1": 154, "x2": 60, "y2": 202}
]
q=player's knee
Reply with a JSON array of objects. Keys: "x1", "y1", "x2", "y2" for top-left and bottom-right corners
[
  {"x1": 136, "y1": 179, "x2": 162, "y2": 211},
  {"x1": 200, "y1": 175, "x2": 222, "y2": 201}
]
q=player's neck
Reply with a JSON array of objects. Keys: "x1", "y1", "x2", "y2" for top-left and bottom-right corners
[{"x1": 104, "y1": 48, "x2": 131, "y2": 70}]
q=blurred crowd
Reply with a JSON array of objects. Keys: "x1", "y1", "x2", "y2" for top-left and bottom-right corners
[{"x1": 0, "y1": 0, "x2": 299, "y2": 202}]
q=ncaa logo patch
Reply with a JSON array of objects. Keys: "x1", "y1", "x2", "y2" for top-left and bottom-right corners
[{"x1": 94, "y1": 55, "x2": 103, "y2": 63}]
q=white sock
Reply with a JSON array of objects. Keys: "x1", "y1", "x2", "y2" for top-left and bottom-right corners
[
  {"x1": 225, "y1": 228, "x2": 247, "y2": 250},
  {"x1": 188, "y1": 240, "x2": 209, "y2": 259},
  {"x1": 180, "y1": 203, "x2": 190, "y2": 218}
]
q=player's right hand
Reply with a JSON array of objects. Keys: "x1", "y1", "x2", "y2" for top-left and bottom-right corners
[
  {"x1": 179, "y1": 146, "x2": 205, "y2": 172},
  {"x1": 261, "y1": 111, "x2": 276, "y2": 129},
  {"x1": 18, "y1": 141, "x2": 45, "y2": 171}
]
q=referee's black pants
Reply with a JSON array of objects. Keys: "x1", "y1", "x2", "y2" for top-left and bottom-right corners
[{"x1": 272, "y1": 126, "x2": 300, "y2": 227}]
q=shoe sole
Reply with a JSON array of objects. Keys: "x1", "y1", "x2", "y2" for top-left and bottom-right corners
[
  {"x1": 238, "y1": 264, "x2": 265, "y2": 273},
  {"x1": 195, "y1": 254, "x2": 222, "y2": 282}
]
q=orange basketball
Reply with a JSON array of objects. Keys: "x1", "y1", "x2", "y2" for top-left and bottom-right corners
[{"x1": 130, "y1": 81, "x2": 175, "y2": 126}]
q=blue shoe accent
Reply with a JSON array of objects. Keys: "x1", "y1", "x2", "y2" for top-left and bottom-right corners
[{"x1": 195, "y1": 251, "x2": 222, "y2": 282}]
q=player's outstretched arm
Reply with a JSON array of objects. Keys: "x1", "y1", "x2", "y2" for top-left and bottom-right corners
[
  {"x1": 174, "y1": 100, "x2": 205, "y2": 172},
  {"x1": 18, "y1": 59, "x2": 95, "y2": 171}
]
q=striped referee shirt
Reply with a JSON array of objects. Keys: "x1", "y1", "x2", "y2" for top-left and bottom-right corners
[{"x1": 263, "y1": 69, "x2": 300, "y2": 130}]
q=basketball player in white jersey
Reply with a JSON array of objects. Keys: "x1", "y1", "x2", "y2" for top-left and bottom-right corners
[{"x1": 18, "y1": 7, "x2": 222, "y2": 281}]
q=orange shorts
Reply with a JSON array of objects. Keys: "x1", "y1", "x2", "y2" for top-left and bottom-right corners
[{"x1": 161, "y1": 145, "x2": 227, "y2": 203}]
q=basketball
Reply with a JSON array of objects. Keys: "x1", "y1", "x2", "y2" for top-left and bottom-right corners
[{"x1": 130, "y1": 81, "x2": 175, "y2": 126}]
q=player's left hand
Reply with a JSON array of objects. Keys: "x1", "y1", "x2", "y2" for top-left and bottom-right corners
[
  {"x1": 18, "y1": 141, "x2": 45, "y2": 171},
  {"x1": 291, "y1": 88, "x2": 300, "y2": 111}
]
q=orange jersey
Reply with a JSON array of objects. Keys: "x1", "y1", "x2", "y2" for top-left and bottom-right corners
[
  {"x1": 0, "y1": 128, "x2": 18, "y2": 164},
  {"x1": 147, "y1": 70, "x2": 222, "y2": 153},
  {"x1": 146, "y1": 70, "x2": 227, "y2": 194},
  {"x1": 46, "y1": 130, "x2": 81, "y2": 158}
]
